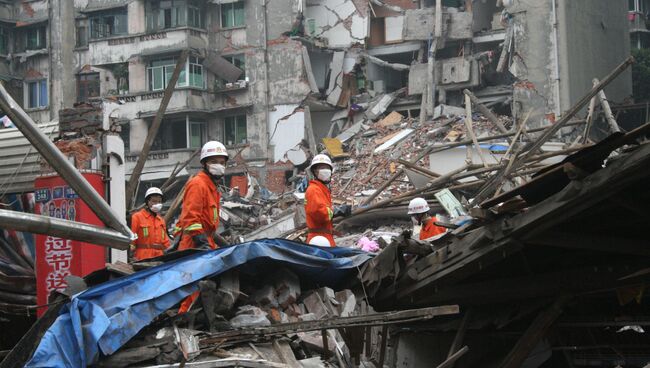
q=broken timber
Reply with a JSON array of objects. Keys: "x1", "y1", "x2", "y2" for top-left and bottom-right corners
[
  {"x1": 200, "y1": 305, "x2": 458, "y2": 347},
  {"x1": 126, "y1": 50, "x2": 189, "y2": 208}
]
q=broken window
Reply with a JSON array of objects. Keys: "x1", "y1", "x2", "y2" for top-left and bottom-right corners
[
  {"x1": 146, "y1": 0, "x2": 205, "y2": 31},
  {"x1": 77, "y1": 73, "x2": 100, "y2": 102},
  {"x1": 187, "y1": 0, "x2": 204, "y2": 28},
  {"x1": 0, "y1": 26, "x2": 8, "y2": 54},
  {"x1": 24, "y1": 26, "x2": 47, "y2": 50},
  {"x1": 224, "y1": 114, "x2": 247, "y2": 146},
  {"x1": 147, "y1": 55, "x2": 204, "y2": 91},
  {"x1": 151, "y1": 117, "x2": 205, "y2": 150},
  {"x1": 220, "y1": 1, "x2": 245, "y2": 28},
  {"x1": 76, "y1": 25, "x2": 88, "y2": 47},
  {"x1": 89, "y1": 9, "x2": 127, "y2": 39},
  {"x1": 25, "y1": 79, "x2": 48, "y2": 109}
]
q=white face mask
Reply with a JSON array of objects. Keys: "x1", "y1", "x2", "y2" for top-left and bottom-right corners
[
  {"x1": 317, "y1": 169, "x2": 332, "y2": 182},
  {"x1": 150, "y1": 203, "x2": 163, "y2": 213},
  {"x1": 208, "y1": 163, "x2": 225, "y2": 177}
]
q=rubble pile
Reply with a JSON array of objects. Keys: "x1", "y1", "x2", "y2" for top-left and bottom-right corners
[
  {"x1": 94, "y1": 267, "x2": 382, "y2": 367},
  {"x1": 329, "y1": 110, "x2": 513, "y2": 204}
]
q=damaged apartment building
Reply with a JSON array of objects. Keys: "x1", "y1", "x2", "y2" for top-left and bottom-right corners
[{"x1": 0, "y1": 0, "x2": 632, "y2": 194}]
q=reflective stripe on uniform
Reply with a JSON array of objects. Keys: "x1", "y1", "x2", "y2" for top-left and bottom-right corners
[
  {"x1": 184, "y1": 223, "x2": 203, "y2": 232},
  {"x1": 213, "y1": 207, "x2": 218, "y2": 222},
  {"x1": 327, "y1": 207, "x2": 333, "y2": 220},
  {"x1": 142, "y1": 227, "x2": 149, "y2": 237}
]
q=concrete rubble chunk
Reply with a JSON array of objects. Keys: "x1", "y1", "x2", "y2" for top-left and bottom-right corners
[
  {"x1": 273, "y1": 268, "x2": 301, "y2": 308},
  {"x1": 230, "y1": 306, "x2": 271, "y2": 328},
  {"x1": 302, "y1": 291, "x2": 331, "y2": 319},
  {"x1": 335, "y1": 290, "x2": 357, "y2": 317},
  {"x1": 298, "y1": 313, "x2": 318, "y2": 322},
  {"x1": 252, "y1": 284, "x2": 278, "y2": 307}
]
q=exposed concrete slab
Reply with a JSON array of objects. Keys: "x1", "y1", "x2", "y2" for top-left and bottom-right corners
[
  {"x1": 268, "y1": 104, "x2": 305, "y2": 162},
  {"x1": 408, "y1": 63, "x2": 428, "y2": 95}
]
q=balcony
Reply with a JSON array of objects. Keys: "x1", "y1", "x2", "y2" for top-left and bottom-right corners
[
  {"x1": 125, "y1": 149, "x2": 196, "y2": 180},
  {"x1": 95, "y1": 87, "x2": 212, "y2": 120},
  {"x1": 87, "y1": 27, "x2": 208, "y2": 65}
]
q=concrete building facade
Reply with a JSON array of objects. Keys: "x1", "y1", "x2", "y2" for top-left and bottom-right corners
[{"x1": 0, "y1": 0, "x2": 632, "y2": 194}]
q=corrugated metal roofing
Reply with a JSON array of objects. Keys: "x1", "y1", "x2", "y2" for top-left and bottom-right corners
[{"x1": 0, "y1": 121, "x2": 58, "y2": 195}]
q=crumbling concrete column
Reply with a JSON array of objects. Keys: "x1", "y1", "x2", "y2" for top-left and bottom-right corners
[{"x1": 48, "y1": 0, "x2": 75, "y2": 117}]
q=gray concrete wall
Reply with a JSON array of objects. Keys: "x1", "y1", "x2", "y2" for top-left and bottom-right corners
[
  {"x1": 557, "y1": 0, "x2": 632, "y2": 112},
  {"x1": 506, "y1": 0, "x2": 557, "y2": 126}
]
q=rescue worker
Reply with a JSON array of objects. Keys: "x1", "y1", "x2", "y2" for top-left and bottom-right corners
[
  {"x1": 175, "y1": 140, "x2": 228, "y2": 313},
  {"x1": 408, "y1": 197, "x2": 446, "y2": 240},
  {"x1": 174, "y1": 140, "x2": 228, "y2": 251},
  {"x1": 130, "y1": 187, "x2": 170, "y2": 261},
  {"x1": 305, "y1": 154, "x2": 336, "y2": 247}
]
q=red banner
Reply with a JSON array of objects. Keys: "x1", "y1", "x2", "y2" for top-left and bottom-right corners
[{"x1": 34, "y1": 173, "x2": 107, "y2": 316}]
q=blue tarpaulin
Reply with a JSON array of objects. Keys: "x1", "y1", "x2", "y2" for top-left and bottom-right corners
[{"x1": 26, "y1": 239, "x2": 373, "y2": 368}]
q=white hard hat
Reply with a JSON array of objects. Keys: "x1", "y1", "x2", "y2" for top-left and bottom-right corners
[
  {"x1": 408, "y1": 197, "x2": 430, "y2": 215},
  {"x1": 309, "y1": 154, "x2": 333, "y2": 171},
  {"x1": 200, "y1": 141, "x2": 229, "y2": 163},
  {"x1": 309, "y1": 236, "x2": 332, "y2": 247},
  {"x1": 145, "y1": 187, "x2": 163, "y2": 200}
]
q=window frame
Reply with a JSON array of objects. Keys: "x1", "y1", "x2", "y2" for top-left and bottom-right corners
[
  {"x1": 224, "y1": 114, "x2": 247, "y2": 146},
  {"x1": 76, "y1": 25, "x2": 89, "y2": 47},
  {"x1": 25, "y1": 79, "x2": 48, "y2": 109},
  {"x1": 77, "y1": 73, "x2": 101, "y2": 102},
  {"x1": 220, "y1": 1, "x2": 245, "y2": 29},
  {"x1": 146, "y1": 55, "x2": 204, "y2": 91},
  {"x1": 24, "y1": 26, "x2": 47, "y2": 51},
  {"x1": 89, "y1": 8, "x2": 128, "y2": 39},
  {"x1": 146, "y1": 0, "x2": 205, "y2": 31}
]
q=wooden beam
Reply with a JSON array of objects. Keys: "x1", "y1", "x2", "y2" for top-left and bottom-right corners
[
  {"x1": 594, "y1": 78, "x2": 621, "y2": 134},
  {"x1": 378, "y1": 325, "x2": 389, "y2": 368},
  {"x1": 437, "y1": 346, "x2": 469, "y2": 368},
  {"x1": 517, "y1": 56, "x2": 633, "y2": 164},
  {"x1": 464, "y1": 94, "x2": 490, "y2": 168},
  {"x1": 463, "y1": 89, "x2": 508, "y2": 135},
  {"x1": 397, "y1": 159, "x2": 441, "y2": 179},
  {"x1": 499, "y1": 296, "x2": 570, "y2": 368},
  {"x1": 125, "y1": 50, "x2": 189, "y2": 208},
  {"x1": 447, "y1": 309, "x2": 472, "y2": 363},
  {"x1": 417, "y1": 262, "x2": 650, "y2": 306},
  {"x1": 201, "y1": 306, "x2": 459, "y2": 347},
  {"x1": 528, "y1": 231, "x2": 650, "y2": 257}
]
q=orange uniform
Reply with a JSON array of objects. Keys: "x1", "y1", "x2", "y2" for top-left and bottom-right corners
[
  {"x1": 420, "y1": 216, "x2": 446, "y2": 240},
  {"x1": 174, "y1": 170, "x2": 221, "y2": 251},
  {"x1": 130, "y1": 208, "x2": 170, "y2": 261},
  {"x1": 175, "y1": 170, "x2": 221, "y2": 313},
  {"x1": 305, "y1": 180, "x2": 335, "y2": 246}
]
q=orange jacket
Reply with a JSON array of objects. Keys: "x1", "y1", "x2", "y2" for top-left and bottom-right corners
[
  {"x1": 305, "y1": 180, "x2": 335, "y2": 246},
  {"x1": 175, "y1": 171, "x2": 221, "y2": 251},
  {"x1": 420, "y1": 216, "x2": 446, "y2": 240},
  {"x1": 130, "y1": 208, "x2": 170, "y2": 261}
]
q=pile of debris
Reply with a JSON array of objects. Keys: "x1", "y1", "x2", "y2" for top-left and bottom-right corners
[
  {"x1": 8, "y1": 237, "x2": 462, "y2": 368},
  {"x1": 329, "y1": 109, "x2": 514, "y2": 205},
  {"x1": 94, "y1": 267, "x2": 372, "y2": 367}
]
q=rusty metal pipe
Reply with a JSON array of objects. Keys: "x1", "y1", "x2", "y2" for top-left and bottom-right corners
[
  {"x1": 0, "y1": 83, "x2": 134, "y2": 240},
  {"x1": 0, "y1": 209, "x2": 130, "y2": 250}
]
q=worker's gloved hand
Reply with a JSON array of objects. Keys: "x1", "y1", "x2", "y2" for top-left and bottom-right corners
[
  {"x1": 401, "y1": 229, "x2": 413, "y2": 240},
  {"x1": 333, "y1": 205, "x2": 352, "y2": 218},
  {"x1": 192, "y1": 233, "x2": 212, "y2": 250}
]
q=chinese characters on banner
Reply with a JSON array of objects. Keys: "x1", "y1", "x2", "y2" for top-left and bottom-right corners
[{"x1": 34, "y1": 174, "x2": 107, "y2": 316}]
